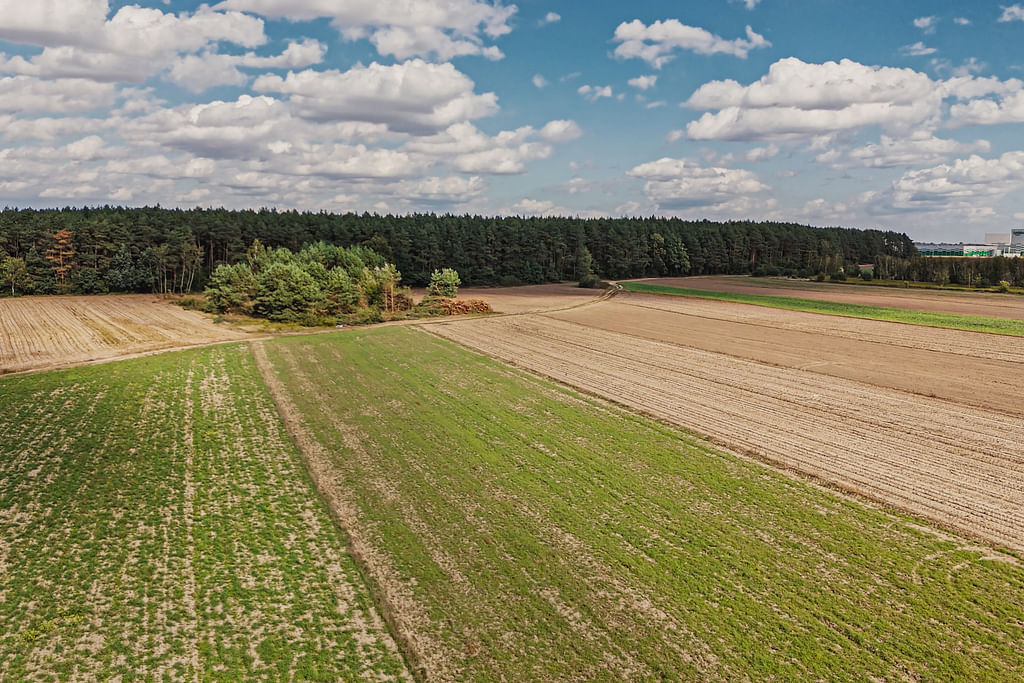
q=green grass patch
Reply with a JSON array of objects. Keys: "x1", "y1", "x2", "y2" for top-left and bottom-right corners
[
  {"x1": 623, "y1": 280, "x2": 1024, "y2": 336},
  {"x1": 262, "y1": 326, "x2": 1024, "y2": 681},
  {"x1": 0, "y1": 346, "x2": 407, "y2": 680},
  {"x1": 833, "y1": 278, "x2": 1024, "y2": 294}
]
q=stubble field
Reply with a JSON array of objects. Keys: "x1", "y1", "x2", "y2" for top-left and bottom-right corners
[{"x1": 0, "y1": 294, "x2": 251, "y2": 375}]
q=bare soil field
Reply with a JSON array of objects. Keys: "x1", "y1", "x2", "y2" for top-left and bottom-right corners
[
  {"x1": 549, "y1": 293, "x2": 1024, "y2": 416},
  {"x1": 414, "y1": 282, "x2": 603, "y2": 313},
  {"x1": 429, "y1": 313, "x2": 1024, "y2": 553},
  {"x1": 642, "y1": 275, "x2": 1024, "y2": 319},
  {"x1": 0, "y1": 294, "x2": 251, "y2": 374}
]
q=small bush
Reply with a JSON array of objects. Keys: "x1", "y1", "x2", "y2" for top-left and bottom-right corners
[
  {"x1": 830, "y1": 271, "x2": 847, "y2": 282},
  {"x1": 860, "y1": 270, "x2": 873, "y2": 281},
  {"x1": 350, "y1": 307, "x2": 385, "y2": 325},
  {"x1": 998, "y1": 280, "x2": 1012, "y2": 293},
  {"x1": 579, "y1": 273, "x2": 603, "y2": 289},
  {"x1": 814, "y1": 272, "x2": 826, "y2": 282},
  {"x1": 178, "y1": 296, "x2": 203, "y2": 310}
]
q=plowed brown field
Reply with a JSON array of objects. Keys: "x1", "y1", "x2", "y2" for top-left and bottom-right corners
[
  {"x1": 642, "y1": 275, "x2": 1024, "y2": 319},
  {"x1": 429, "y1": 300, "x2": 1024, "y2": 552},
  {"x1": 549, "y1": 293, "x2": 1024, "y2": 416},
  {"x1": 0, "y1": 294, "x2": 251, "y2": 374}
]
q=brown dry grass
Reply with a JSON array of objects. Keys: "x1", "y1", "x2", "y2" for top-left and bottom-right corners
[
  {"x1": 429, "y1": 310, "x2": 1024, "y2": 553},
  {"x1": 0, "y1": 294, "x2": 252, "y2": 374}
]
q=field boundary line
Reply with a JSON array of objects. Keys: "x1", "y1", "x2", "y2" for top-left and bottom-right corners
[
  {"x1": 417, "y1": 322, "x2": 1023, "y2": 562},
  {"x1": 247, "y1": 340, "x2": 424, "y2": 682},
  {"x1": 2, "y1": 286, "x2": 618, "y2": 379},
  {"x1": 621, "y1": 282, "x2": 1024, "y2": 337}
]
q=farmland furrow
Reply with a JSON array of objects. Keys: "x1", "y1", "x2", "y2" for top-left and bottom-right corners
[
  {"x1": 548, "y1": 297, "x2": 1024, "y2": 418},
  {"x1": 615, "y1": 293, "x2": 1024, "y2": 363},
  {"x1": 0, "y1": 295, "x2": 250, "y2": 374},
  {"x1": 429, "y1": 315, "x2": 1024, "y2": 552}
]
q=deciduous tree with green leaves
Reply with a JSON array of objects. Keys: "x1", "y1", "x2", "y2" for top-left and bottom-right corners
[{"x1": 2, "y1": 256, "x2": 32, "y2": 295}]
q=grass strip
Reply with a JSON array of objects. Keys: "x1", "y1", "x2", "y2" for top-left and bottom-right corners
[
  {"x1": 261, "y1": 326, "x2": 1024, "y2": 681},
  {"x1": 622, "y1": 280, "x2": 1024, "y2": 336}
]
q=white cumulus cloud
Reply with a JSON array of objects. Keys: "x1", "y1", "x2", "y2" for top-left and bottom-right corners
[
  {"x1": 539, "y1": 120, "x2": 583, "y2": 142},
  {"x1": 684, "y1": 58, "x2": 947, "y2": 141},
  {"x1": 627, "y1": 75, "x2": 657, "y2": 90},
  {"x1": 578, "y1": 84, "x2": 613, "y2": 102},
  {"x1": 612, "y1": 19, "x2": 770, "y2": 68},
  {"x1": 253, "y1": 60, "x2": 498, "y2": 134},
  {"x1": 628, "y1": 156, "x2": 770, "y2": 209},
  {"x1": 914, "y1": 16, "x2": 937, "y2": 34},
  {"x1": 0, "y1": 3, "x2": 267, "y2": 84},
  {"x1": 999, "y1": 5, "x2": 1024, "y2": 22},
  {"x1": 824, "y1": 133, "x2": 991, "y2": 168},
  {"x1": 900, "y1": 42, "x2": 936, "y2": 57},
  {"x1": 214, "y1": 0, "x2": 515, "y2": 61}
]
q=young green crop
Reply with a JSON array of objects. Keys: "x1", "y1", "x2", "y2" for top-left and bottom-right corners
[
  {"x1": 622, "y1": 281, "x2": 1024, "y2": 336},
  {"x1": 0, "y1": 346, "x2": 407, "y2": 680},
  {"x1": 261, "y1": 326, "x2": 1024, "y2": 681}
]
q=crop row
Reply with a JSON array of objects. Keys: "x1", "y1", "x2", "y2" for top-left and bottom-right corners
[{"x1": 430, "y1": 315, "x2": 1024, "y2": 551}]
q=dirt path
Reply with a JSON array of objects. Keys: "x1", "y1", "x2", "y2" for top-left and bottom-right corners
[
  {"x1": 249, "y1": 341, "x2": 424, "y2": 681},
  {"x1": 641, "y1": 276, "x2": 1024, "y2": 319},
  {"x1": 429, "y1": 314, "x2": 1024, "y2": 553}
]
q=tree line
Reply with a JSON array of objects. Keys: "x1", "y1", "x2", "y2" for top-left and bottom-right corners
[
  {"x1": 873, "y1": 254, "x2": 1024, "y2": 288},
  {"x1": 0, "y1": 206, "x2": 918, "y2": 295}
]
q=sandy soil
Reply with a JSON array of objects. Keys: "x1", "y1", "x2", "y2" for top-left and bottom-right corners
[
  {"x1": 0, "y1": 294, "x2": 252, "y2": 374},
  {"x1": 429, "y1": 304, "x2": 1024, "y2": 553},
  {"x1": 549, "y1": 293, "x2": 1024, "y2": 417},
  {"x1": 413, "y1": 283, "x2": 604, "y2": 314},
  {"x1": 638, "y1": 276, "x2": 1024, "y2": 320}
]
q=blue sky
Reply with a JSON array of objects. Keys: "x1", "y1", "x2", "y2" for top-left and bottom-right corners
[{"x1": 2, "y1": 1, "x2": 1024, "y2": 241}]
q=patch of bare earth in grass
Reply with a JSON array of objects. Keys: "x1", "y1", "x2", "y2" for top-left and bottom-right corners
[{"x1": 0, "y1": 346, "x2": 408, "y2": 680}]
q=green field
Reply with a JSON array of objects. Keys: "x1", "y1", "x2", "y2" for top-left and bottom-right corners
[
  {"x1": 258, "y1": 327, "x2": 1024, "y2": 681},
  {"x1": 622, "y1": 281, "x2": 1024, "y2": 336},
  {"x1": 0, "y1": 345, "x2": 408, "y2": 680}
]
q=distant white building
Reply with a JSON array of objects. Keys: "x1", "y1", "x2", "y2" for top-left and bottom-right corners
[
  {"x1": 915, "y1": 230, "x2": 1023, "y2": 257},
  {"x1": 1012, "y1": 229, "x2": 1024, "y2": 255}
]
